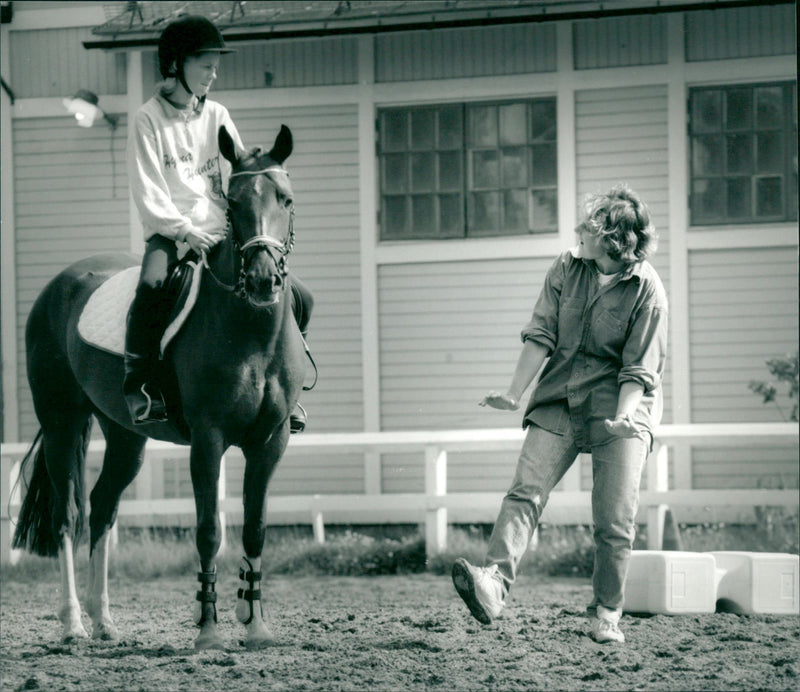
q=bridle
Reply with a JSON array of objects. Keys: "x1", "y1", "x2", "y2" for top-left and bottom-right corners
[{"x1": 202, "y1": 165, "x2": 295, "y2": 301}]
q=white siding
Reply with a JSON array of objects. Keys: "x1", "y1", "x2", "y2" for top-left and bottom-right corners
[
  {"x1": 573, "y1": 15, "x2": 667, "y2": 69},
  {"x1": 9, "y1": 27, "x2": 127, "y2": 98},
  {"x1": 213, "y1": 37, "x2": 359, "y2": 89},
  {"x1": 685, "y1": 5, "x2": 795, "y2": 62},
  {"x1": 378, "y1": 256, "x2": 552, "y2": 493},
  {"x1": 575, "y1": 84, "x2": 672, "y2": 423},
  {"x1": 375, "y1": 23, "x2": 556, "y2": 82},
  {"x1": 688, "y1": 247, "x2": 798, "y2": 490},
  {"x1": 13, "y1": 116, "x2": 130, "y2": 440}
]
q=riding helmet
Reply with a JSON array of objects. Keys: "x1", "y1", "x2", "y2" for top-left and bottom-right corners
[{"x1": 157, "y1": 16, "x2": 233, "y2": 82}]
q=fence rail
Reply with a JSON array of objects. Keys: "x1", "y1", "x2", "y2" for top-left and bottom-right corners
[{"x1": 2, "y1": 423, "x2": 798, "y2": 565}]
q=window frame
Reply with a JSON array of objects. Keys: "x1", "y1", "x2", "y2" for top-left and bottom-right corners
[
  {"x1": 688, "y1": 81, "x2": 798, "y2": 227},
  {"x1": 377, "y1": 97, "x2": 558, "y2": 242}
]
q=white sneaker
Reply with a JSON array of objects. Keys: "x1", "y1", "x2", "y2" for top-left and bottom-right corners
[
  {"x1": 591, "y1": 605, "x2": 625, "y2": 643},
  {"x1": 451, "y1": 558, "x2": 505, "y2": 625}
]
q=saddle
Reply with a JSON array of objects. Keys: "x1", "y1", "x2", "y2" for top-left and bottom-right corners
[{"x1": 78, "y1": 258, "x2": 202, "y2": 359}]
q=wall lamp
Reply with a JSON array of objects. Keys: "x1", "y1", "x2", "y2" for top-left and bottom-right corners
[{"x1": 62, "y1": 89, "x2": 118, "y2": 130}]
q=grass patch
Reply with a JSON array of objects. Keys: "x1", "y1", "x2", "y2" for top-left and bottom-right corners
[{"x1": 2, "y1": 514, "x2": 797, "y2": 583}]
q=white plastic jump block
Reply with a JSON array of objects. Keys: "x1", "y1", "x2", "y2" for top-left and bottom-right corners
[
  {"x1": 623, "y1": 550, "x2": 717, "y2": 614},
  {"x1": 712, "y1": 551, "x2": 799, "y2": 615}
]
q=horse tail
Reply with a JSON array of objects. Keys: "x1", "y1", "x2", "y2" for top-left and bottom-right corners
[{"x1": 12, "y1": 421, "x2": 91, "y2": 557}]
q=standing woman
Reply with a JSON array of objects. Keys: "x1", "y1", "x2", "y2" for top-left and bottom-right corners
[
  {"x1": 125, "y1": 15, "x2": 313, "y2": 430},
  {"x1": 452, "y1": 184, "x2": 667, "y2": 644}
]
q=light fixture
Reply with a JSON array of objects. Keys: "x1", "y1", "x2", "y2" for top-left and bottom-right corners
[{"x1": 62, "y1": 89, "x2": 118, "y2": 130}]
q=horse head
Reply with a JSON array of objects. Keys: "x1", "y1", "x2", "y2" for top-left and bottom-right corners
[{"x1": 219, "y1": 124, "x2": 295, "y2": 309}]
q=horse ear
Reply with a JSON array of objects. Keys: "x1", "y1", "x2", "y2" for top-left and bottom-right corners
[
  {"x1": 218, "y1": 125, "x2": 239, "y2": 165},
  {"x1": 268, "y1": 124, "x2": 292, "y2": 165}
]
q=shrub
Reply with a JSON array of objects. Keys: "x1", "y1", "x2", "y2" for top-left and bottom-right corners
[{"x1": 749, "y1": 351, "x2": 799, "y2": 422}]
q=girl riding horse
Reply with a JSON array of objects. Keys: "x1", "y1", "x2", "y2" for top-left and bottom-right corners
[{"x1": 125, "y1": 15, "x2": 312, "y2": 432}]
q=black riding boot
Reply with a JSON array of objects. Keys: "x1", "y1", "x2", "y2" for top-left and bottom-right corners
[
  {"x1": 123, "y1": 285, "x2": 168, "y2": 424},
  {"x1": 289, "y1": 278, "x2": 313, "y2": 434}
]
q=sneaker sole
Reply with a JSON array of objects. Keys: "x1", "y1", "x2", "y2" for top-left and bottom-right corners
[{"x1": 451, "y1": 559, "x2": 492, "y2": 625}]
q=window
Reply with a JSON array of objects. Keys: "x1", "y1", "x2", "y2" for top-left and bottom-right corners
[
  {"x1": 689, "y1": 82, "x2": 797, "y2": 225},
  {"x1": 379, "y1": 99, "x2": 557, "y2": 241}
]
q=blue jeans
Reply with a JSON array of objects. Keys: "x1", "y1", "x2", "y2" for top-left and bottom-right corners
[{"x1": 485, "y1": 424, "x2": 649, "y2": 615}]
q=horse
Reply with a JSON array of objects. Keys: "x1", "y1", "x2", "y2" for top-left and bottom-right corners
[{"x1": 12, "y1": 124, "x2": 307, "y2": 650}]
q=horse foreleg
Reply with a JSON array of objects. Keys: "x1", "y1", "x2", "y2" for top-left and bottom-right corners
[
  {"x1": 190, "y1": 432, "x2": 226, "y2": 650},
  {"x1": 58, "y1": 535, "x2": 89, "y2": 641},
  {"x1": 86, "y1": 528, "x2": 118, "y2": 640},
  {"x1": 237, "y1": 424, "x2": 289, "y2": 648}
]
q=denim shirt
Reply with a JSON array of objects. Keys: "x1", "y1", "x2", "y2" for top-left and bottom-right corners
[{"x1": 521, "y1": 249, "x2": 668, "y2": 451}]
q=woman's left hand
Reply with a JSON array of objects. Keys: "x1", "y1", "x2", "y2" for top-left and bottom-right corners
[{"x1": 604, "y1": 413, "x2": 642, "y2": 439}]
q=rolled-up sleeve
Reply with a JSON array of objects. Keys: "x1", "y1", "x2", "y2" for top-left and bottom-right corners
[
  {"x1": 520, "y1": 253, "x2": 566, "y2": 354},
  {"x1": 618, "y1": 302, "x2": 668, "y2": 394}
]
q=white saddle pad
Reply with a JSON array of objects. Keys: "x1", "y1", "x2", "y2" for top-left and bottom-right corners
[{"x1": 77, "y1": 262, "x2": 202, "y2": 357}]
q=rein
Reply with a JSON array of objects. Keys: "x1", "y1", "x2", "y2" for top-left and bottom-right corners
[{"x1": 202, "y1": 165, "x2": 295, "y2": 300}]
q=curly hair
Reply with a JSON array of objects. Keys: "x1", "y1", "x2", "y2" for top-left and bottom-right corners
[{"x1": 579, "y1": 184, "x2": 658, "y2": 263}]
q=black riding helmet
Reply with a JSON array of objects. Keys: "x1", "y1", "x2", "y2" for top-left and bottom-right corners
[{"x1": 158, "y1": 16, "x2": 233, "y2": 96}]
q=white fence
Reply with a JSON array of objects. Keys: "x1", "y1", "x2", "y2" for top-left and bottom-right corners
[{"x1": 2, "y1": 423, "x2": 798, "y2": 565}]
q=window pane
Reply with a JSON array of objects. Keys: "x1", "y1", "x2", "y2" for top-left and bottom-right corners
[
  {"x1": 692, "y1": 91, "x2": 722, "y2": 133},
  {"x1": 383, "y1": 154, "x2": 408, "y2": 193},
  {"x1": 756, "y1": 87, "x2": 783, "y2": 128},
  {"x1": 500, "y1": 103, "x2": 527, "y2": 145},
  {"x1": 692, "y1": 135, "x2": 723, "y2": 175},
  {"x1": 471, "y1": 150, "x2": 500, "y2": 188},
  {"x1": 438, "y1": 106, "x2": 463, "y2": 149},
  {"x1": 756, "y1": 177, "x2": 783, "y2": 216},
  {"x1": 439, "y1": 194, "x2": 463, "y2": 235},
  {"x1": 383, "y1": 196, "x2": 407, "y2": 237},
  {"x1": 725, "y1": 89, "x2": 752, "y2": 130},
  {"x1": 439, "y1": 151, "x2": 462, "y2": 190},
  {"x1": 411, "y1": 196, "x2": 436, "y2": 234},
  {"x1": 502, "y1": 147, "x2": 527, "y2": 187},
  {"x1": 531, "y1": 189, "x2": 557, "y2": 232},
  {"x1": 692, "y1": 178, "x2": 724, "y2": 221},
  {"x1": 531, "y1": 143, "x2": 557, "y2": 185},
  {"x1": 757, "y1": 131, "x2": 783, "y2": 173},
  {"x1": 411, "y1": 152, "x2": 435, "y2": 192},
  {"x1": 726, "y1": 134, "x2": 753, "y2": 174},
  {"x1": 531, "y1": 100, "x2": 556, "y2": 141},
  {"x1": 468, "y1": 191, "x2": 499, "y2": 232},
  {"x1": 503, "y1": 189, "x2": 527, "y2": 231},
  {"x1": 382, "y1": 111, "x2": 407, "y2": 151},
  {"x1": 411, "y1": 110, "x2": 435, "y2": 150},
  {"x1": 726, "y1": 178, "x2": 750, "y2": 218},
  {"x1": 468, "y1": 106, "x2": 497, "y2": 147}
]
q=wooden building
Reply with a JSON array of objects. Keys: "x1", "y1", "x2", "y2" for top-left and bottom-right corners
[{"x1": 1, "y1": 1, "x2": 797, "y2": 516}]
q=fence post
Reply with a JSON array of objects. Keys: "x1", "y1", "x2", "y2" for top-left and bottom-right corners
[
  {"x1": 646, "y1": 442, "x2": 670, "y2": 550},
  {"x1": 311, "y1": 497, "x2": 325, "y2": 544},
  {"x1": 424, "y1": 445, "x2": 447, "y2": 557},
  {"x1": 1, "y1": 455, "x2": 22, "y2": 566}
]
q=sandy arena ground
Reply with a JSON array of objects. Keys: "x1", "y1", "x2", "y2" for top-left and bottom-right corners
[{"x1": 1, "y1": 572, "x2": 798, "y2": 691}]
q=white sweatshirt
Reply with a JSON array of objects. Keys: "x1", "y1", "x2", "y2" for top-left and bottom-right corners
[{"x1": 127, "y1": 93, "x2": 245, "y2": 242}]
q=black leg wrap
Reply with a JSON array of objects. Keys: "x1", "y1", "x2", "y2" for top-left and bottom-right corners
[
  {"x1": 238, "y1": 559, "x2": 262, "y2": 625},
  {"x1": 196, "y1": 569, "x2": 218, "y2": 624}
]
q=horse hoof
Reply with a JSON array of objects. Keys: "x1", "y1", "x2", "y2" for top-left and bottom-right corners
[
  {"x1": 92, "y1": 621, "x2": 120, "y2": 641},
  {"x1": 194, "y1": 632, "x2": 226, "y2": 651},
  {"x1": 243, "y1": 634, "x2": 275, "y2": 650},
  {"x1": 62, "y1": 626, "x2": 89, "y2": 643}
]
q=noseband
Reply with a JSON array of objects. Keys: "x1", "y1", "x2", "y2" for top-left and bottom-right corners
[{"x1": 203, "y1": 165, "x2": 295, "y2": 301}]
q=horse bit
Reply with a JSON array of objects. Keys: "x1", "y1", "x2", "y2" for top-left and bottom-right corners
[{"x1": 202, "y1": 165, "x2": 295, "y2": 300}]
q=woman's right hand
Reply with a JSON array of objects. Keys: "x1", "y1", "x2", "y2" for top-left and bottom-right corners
[
  {"x1": 479, "y1": 391, "x2": 520, "y2": 411},
  {"x1": 183, "y1": 228, "x2": 224, "y2": 256}
]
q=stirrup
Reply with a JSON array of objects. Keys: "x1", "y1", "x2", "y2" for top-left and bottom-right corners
[
  {"x1": 132, "y1": 383, "x2": 167, "y2": 424},
  {"x1": 289, "y1": 403, "x2": 307, "y2": 434}
]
